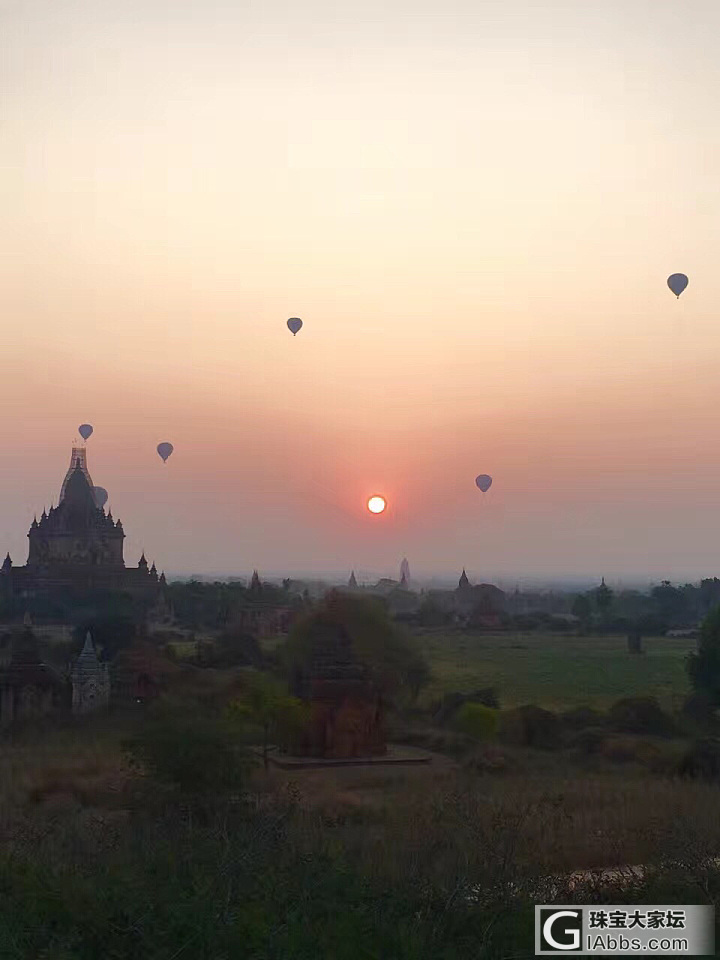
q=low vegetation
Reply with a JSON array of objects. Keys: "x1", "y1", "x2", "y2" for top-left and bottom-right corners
[{"x1": 2, "y1": 596, "x2": 720, "y2": 956}]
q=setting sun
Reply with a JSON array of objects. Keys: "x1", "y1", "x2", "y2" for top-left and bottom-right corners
[{"x1": 367, "y1": 496, "x2": 386, "y2": 515}]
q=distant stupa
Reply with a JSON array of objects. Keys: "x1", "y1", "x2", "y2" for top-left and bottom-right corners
[
  {"x1": 348, "y1": 571, "x2": 358, "y2": 589},
  {"x1": 400, "y1": 558, "x2": 410, "y2": 582}
]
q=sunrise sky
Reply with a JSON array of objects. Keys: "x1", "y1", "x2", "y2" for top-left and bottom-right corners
[{"x1": 1, "y1": 0, "x2": 719, "y2": 583}]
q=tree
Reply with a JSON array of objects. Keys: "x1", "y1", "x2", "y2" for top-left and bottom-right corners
[
  {"x1": 227, "y1": 672, "x2": 308, "y2": 770},
  {"x1": 688, "y1": 605, "x2": 720, "y2": 708},
  {"x1": 700, "y1": 578, "x2": 720, "y2": 614},
  {"x1": 571, "y1": 593, "x2": 592, "y2": 625},
  {"x1": 72, "y1": 614, "x2": 137, "y2": 660},
  {"x1": 418, "y1": 597, "x2": 449, "y2": 627},
  {"x1": 123, "y1": 698, "x2": 250, "y2": 796},
  {"x1": 283, "y1": 591, "x2": 431, "y2": 703},
  {"x1": 650, "y1": 581, "x2": 689, "y2": 627},
  {"x1": 214, "y1": 629, "x2": 264, "y2": 668}
]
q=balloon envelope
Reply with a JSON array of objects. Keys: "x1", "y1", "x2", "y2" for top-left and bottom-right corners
[
  {"x1": 157, "y1": 442, "x2": 174, "y2": 463},
  {"x1": 667, "y1": 273, "x2": 688, "y2": 298},
  {"x1": 287, "y1": 317, "x2": 303, "y2": 336},
  {"x1": 78, "y1": 424, "x2": 93, "y2": 440},
  {"x1": 93, "y1": 486, "x2": 108, "y2": 508},
  {"x1": 475, "y1": 475, "x2": 492, "y2": 493}
]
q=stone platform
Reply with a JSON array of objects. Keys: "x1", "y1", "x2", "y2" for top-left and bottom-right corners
[{"x1": 256, "y1": 744, "x2": 432, "y2": 770}]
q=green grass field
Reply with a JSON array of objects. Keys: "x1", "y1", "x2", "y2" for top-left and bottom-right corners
[{"x1": 413, "y1": 630, "x2": 695, "y2": 711}]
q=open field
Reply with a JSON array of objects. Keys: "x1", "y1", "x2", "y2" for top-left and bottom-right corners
[{"x1": 413, "y1": 630, "x2": 696, "y2": 711}]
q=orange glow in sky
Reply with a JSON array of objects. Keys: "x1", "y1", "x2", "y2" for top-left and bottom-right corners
[{"x1": 2, "y1": 0, "x2": 720, "y2": 580}]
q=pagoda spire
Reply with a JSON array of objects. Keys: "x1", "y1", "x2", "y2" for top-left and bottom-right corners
[{"x1": 79, "y1": 631, "x2": 96, "y2": 659}]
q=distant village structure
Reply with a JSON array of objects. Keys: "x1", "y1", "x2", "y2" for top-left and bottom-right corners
[{"x1": 343, "y1": 565, "x2": 507, "y2": 627}]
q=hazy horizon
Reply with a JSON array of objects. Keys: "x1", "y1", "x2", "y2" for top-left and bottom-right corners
[{"x1": 3, "y1": 1, "x2": 720, "y2": 581}]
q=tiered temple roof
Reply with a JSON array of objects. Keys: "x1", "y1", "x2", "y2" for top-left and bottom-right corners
[{"x1": 1, "y1": 446, "x2": 162, "y2": 605}]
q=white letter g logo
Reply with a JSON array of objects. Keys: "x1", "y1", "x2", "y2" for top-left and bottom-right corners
[{"x1": 543, "y1": 911, "x2": 581, "y2": 950}]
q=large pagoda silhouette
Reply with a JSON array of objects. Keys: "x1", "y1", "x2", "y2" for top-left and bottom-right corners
[{"x1": 0, "y1": 446, "x2": 164, "y2": 607}]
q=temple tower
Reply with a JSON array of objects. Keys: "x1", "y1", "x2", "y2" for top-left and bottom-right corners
[
  {"x1": 71, "y1": 632, "x2": 110, "y2": 714},
  {"x1": 60, "y1": 446, "x2": 94, "y2": 502}
]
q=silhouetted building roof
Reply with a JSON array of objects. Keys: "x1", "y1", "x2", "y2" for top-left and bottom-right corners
[
  {"x1": 60, "y1": 446, "x2": 93, "y2": 501},
  {"x1": 1, "y1": 446, "x2": 162, "y2": 604}
]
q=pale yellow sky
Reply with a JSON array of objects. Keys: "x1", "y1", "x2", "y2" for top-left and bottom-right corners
[{"x1": 1, "y1": 0, "x2": 719, "y2": 581}]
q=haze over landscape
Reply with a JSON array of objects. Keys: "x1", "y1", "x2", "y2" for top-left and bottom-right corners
[{"x1": 2, "y1": 0, "x2": 720, "y2": 581}]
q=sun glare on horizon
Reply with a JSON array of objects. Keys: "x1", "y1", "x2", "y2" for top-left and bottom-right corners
[{"x1": 367, "y1": 496, "x2": 386, "y2": 515}]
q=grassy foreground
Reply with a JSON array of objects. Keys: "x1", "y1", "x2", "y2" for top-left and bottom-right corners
[
  {"x1": 1, "y1": 713, "x2": 720, "y2": 959},
  {"x1": 413, "y1": 630, "x2": 694, "y2": 710}
]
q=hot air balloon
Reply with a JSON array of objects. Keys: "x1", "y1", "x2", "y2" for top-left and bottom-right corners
[
  {"x1": 667, "y1": 274, "x2": 689, "y2": 298},
  {"x1": 475, "y1": 475, "x2": 492, "y2": 493},
  {"x1": 78, "y1": 424, "x2": 93, "y2": 441},
  {"x1": 287, "y1": 318, "x2": 303, "y2": 336},
  {"x1": 157, "y1": 442, "x2": 174, "y2": 463},
  {"x1": 93, "y1": 486, "x2": 108, "y2": 509}
]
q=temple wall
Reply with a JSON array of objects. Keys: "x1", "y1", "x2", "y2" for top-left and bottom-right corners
[{"x1": 29, "y1": 533, "x2": 124, "y2": 566}]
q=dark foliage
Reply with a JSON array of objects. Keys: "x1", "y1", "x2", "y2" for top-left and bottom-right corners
[
  {"x1": 433, "y1": 688, "x2": 500, "y2": 726},
  {"x1": 122, "y1": 698, "x2": 250, "y2": 796},
  {"x1": 608, "y1": 697, "x2": 676, "y2": 737},
  {"x1": 283, "y1": 591, "x2": 430, "y2": 701},
  {"x1": 72, "y1": 615, "x2": 137, "y2": 661},
  {"x1": 560, "y1": 706, "x2": 605, "y2": 729},
  {"x1": 677, "y1": 738, "x2": 720, "y2": 781},
  {"x1": 688, "y1": 605, "x2": 720, "y2": 707},
  {"x1": 500, "y1": 705, "x2": 563, "y2": 749}
]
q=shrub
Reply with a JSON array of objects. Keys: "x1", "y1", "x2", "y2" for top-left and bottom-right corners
[
  {"x1": 500, "y1": 705, "x2": 562, "y2": 749},
  {"x1": 681, "y1": 691, "x2": 713, "y2": 720},
  {"x1": 123, "y1": 699, "x2": 250, "y2": 795},
  {"x1": 599, "y1": 736, "x2": 658, "y2": 765},
  {"x1": 215, "y1": 630, "x2": 264, "y2": 668},
  {"x1": 561, "y1": 706, "x2": 605, "y2": 729},
  {"x1": 453, "y1": 702, "x2": 499, "y2": 742},
  {"x1": 677, "y1": 738, "x2": 720, "y2": 781},
  {"x1": 608, "y1": 697, "x2": 676, "y2": 737},
  {"x1": 464, "y1": 745, "x2": 508, "y2": 773},
  {"x1": 567, "y1": 726, "x2": 607, "y2": 755},
  {"x1": 433, "y1": 688, "x2": 499, "y2": 725},
  {"x1": 226, "y1": 672, "x2": 310, "y2": 768}
]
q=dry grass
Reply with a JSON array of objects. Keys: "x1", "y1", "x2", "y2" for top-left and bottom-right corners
[
  {"x1": 3, "y1": 707, "x2": 720, "y2": 882},
  {"x1": 245, "y1": 752, "x2": 720, "y2": 875},
  {"x1": 0, "y1": 712, "x2": 136, "y2": 833}
]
